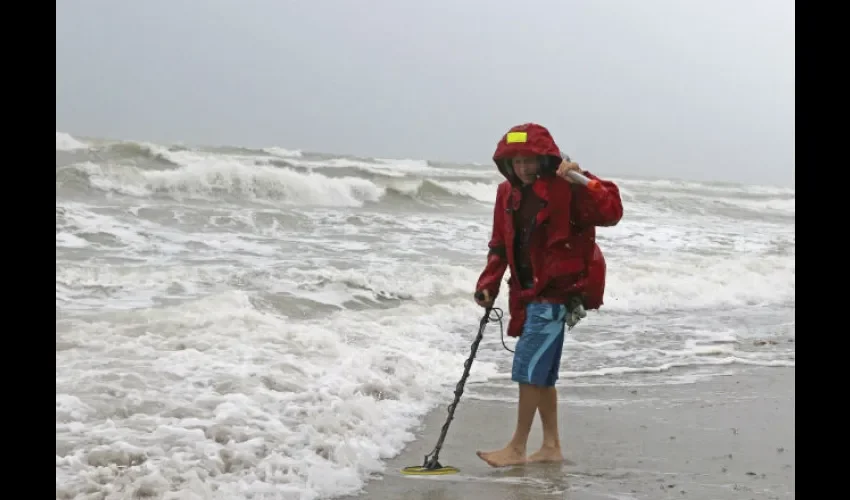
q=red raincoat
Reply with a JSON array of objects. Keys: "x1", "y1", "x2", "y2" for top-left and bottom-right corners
[{"x1": 475, "y1": 123, "x2": 623, "y2": 337}]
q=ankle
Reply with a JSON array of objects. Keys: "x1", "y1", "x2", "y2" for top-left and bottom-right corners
[
  {"x1": 506, "y1": 441, "x2": 527, "y2": 454},
  {"x1": 540, "y1": 441, "x2": 561, "y2": 450}
]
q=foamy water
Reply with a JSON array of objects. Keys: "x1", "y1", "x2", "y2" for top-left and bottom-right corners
[{"x1": 56, "y1": 131, "x2": 795, "y2": 499}]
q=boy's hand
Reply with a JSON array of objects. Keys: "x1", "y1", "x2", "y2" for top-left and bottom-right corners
[
  {"x1": 474, "y1": 289, "x2": 494, "y2": 308},
  {"x1": 557, "y1": 160, "x2": 582, "y2": 182}
]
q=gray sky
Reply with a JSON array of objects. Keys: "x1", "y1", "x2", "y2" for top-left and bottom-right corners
[{"x1": 56, "y1": 0, "x2": 795, "y2": 186}]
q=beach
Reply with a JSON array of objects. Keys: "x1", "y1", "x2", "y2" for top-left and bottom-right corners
[
  {"x1": 56, "y1": 132, "x2": 794, "y2": 499},
  {"x1": 345, "y1": 366, "x2": 794, "y2": 500}
]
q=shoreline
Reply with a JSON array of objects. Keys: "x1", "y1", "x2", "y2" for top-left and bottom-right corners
[{"x1": 342, "y1": 366, "x2": 795, "y2": 500}]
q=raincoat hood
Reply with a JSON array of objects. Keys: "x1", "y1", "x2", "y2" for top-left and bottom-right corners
[{"x1": 492, "y1": 123, "x2": 563, "y2": 186}]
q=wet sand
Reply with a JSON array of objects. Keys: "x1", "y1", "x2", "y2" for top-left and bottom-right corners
[{"x1": 342, "y1": 366, "x2": 794, "y2": 500}]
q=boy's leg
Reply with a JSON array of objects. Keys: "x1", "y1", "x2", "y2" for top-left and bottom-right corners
[
  {"x1": 475, "y1": 383, "x2": 540, "y2": 467},
  {"x1": 528, "y1": 386, "x2": 564, "y2": 462},
  {"x1": 529, "y1": 307, "x2": 567, "y2": 462},
  {"x1": 476, "y1": 303, "x2": 567, "y2": 468}
]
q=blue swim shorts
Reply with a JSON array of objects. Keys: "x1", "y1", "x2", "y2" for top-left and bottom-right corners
[{"x1": 511, "y1": 302, "x2": 568, "y2": 387}]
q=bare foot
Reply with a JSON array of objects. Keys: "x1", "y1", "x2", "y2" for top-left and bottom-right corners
[
  {"x1": 528, "y1": 446, "x2": 564, "y2": 464},
  {"x1": 476, "y1": 446, "x2": 527, "y2": 467}
]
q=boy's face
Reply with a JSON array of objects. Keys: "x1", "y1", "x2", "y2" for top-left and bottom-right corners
[{"x1": 512, "y1": 156, "x2": 539, "y2": 185}]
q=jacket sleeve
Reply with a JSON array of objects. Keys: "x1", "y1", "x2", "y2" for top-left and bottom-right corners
[
  {"x1": 571, "y1": 171, "x2": 623, "y2": 227},
  {"x1": 475, "y1": 185, "x2": 509, "y2": 299}
]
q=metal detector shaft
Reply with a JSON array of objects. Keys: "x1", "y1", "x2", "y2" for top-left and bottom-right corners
[{"x1": 422, "y1": 302, "x2": 492, "y2": 469}]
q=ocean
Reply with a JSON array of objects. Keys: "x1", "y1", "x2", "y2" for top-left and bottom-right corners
[{"x1": 55, "y1": 131, "x2": 795, "y2": 500}]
